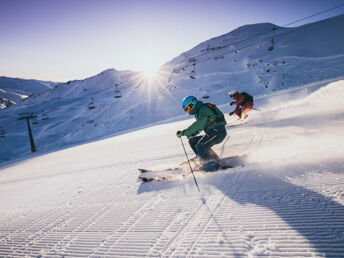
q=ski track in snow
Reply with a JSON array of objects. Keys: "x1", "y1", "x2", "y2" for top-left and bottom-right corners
[{"x1": 0, "y1": 81, "x2": 344, "y2": 257}]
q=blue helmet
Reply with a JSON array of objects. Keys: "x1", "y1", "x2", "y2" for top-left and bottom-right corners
[{"x1": 182, "y1": 96, "x2": 198, "y2": 112}]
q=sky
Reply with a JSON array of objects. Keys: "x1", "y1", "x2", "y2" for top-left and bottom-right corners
[{"x1": 0, "y1": 0, "x2": 344, "y2": 82}]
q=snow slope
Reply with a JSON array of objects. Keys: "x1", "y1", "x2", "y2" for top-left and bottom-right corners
[
  {"x1": 0, "y1": 15, "x2": 344, "y2": 256},
  {"x1": 0, "y1": 76, "x2": 57, "y2": 108},
  {"x1": 0, "y1": 80, "x2": 343, "y2": 257},
  {"x1": 1, "y1": 14, "x2": 344, "y2": 165}
]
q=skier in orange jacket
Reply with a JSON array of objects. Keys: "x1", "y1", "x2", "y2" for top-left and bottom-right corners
[{"x1": 229, "y1": 91, "x2": 254, "y2": 120}]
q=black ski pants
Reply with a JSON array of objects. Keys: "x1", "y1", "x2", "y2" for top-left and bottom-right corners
[{"x1": 188, "y1": 126, "x2": 227, "y2": 161}]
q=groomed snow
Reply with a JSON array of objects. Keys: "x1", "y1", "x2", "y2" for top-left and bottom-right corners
[{"x1": 0, "y1": 80, "x2": 343, "y2": 257}]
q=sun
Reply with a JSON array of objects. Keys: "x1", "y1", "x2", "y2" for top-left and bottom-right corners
[{"x1": 140, "y1": 66, "x2": 159, "y2": 80}]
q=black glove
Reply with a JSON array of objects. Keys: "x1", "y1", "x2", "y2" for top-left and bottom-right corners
[
  {"x1": 229, "y1": 112, "x2": 234, "y2": 116},
  {"x1": 230, "y1": 101, "x2": 236, "y2": 106},
  {"x1": 176, "y1": 130, "x2": 183, "y2": 138}
]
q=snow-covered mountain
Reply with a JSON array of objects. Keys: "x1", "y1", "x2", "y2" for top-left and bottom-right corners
[
  {"x1": 1, "y1": 14, "x2": 344, "y2": 257},
  {"x1": 0, "y1": 76, "x2": 58, "y2": 108},
  {"x1": 1, "y1": 14, "x2": 344, "y2": 165}
]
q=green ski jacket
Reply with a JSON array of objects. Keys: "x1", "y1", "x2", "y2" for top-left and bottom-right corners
[{"x1": 182, "y1": 102, "x2": 226, "y2": 137}]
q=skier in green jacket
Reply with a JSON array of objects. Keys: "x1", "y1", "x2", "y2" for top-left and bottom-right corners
[{"x1": 177, "y1": 96, "x2": 227, "y2": 169}]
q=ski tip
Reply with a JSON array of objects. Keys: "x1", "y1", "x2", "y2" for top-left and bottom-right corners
[
  {"x1": 138, "y1": 168, "x2": 150, "y2": 173},
  {"x1": 139, "y1": 176, "x2": 153, "y2": 182}
]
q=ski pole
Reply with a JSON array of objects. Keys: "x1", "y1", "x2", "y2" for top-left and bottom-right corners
[
  {"x1": 253, "y1": 108, "x2": 261, "y2": 111},
  {"x1": 180, "y1": 137, "x2": 200, "y2": 192}
]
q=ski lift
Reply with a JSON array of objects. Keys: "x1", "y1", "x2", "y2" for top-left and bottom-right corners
[
  {"x1": 190, "y1": 63, "x2": 196, "y2": 79},
  {"x1": 0, "y1": 129, "x2": 6, "y2": 138},
  {"x1": 32, "y1": 117, "x2": 39, "y2": 124},
  {"x1": 17, "y1": 112, "x2": 37, "y2": 152},
  {"x1": 42, "y1": 112, "x2": 49, "y2": 120},
  {"x1": 88, "y1": 98, "x2": 96, "y2": 109},
  {"x1": 114, "y1": 81, "x2": 128, "y2": 98},
  {"x1": 202, "y1": 90, "x2": 210, "y2": 99},
  {"x1": 41, "y1": 110, "x2": 49, "y2": 120},
  {"x1": 114, "y1": 83, "x2": 122, "y2": 98}
]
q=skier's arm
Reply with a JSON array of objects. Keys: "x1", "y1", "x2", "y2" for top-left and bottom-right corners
[
  {"x1": 235, "y1": 94, "x2": 245, "y2": 105},
  {"x1": 182, "y1": 110, "x2": 208, "y2": 137}
]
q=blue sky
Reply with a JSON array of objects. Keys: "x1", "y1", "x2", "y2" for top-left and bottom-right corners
[{"x1": 1, "y1": 0, "x2": 343, "y2": 82}]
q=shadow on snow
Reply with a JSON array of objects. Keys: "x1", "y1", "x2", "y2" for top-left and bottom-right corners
[{"x1": 137, "y1": 159, "x2": 344, "y2": 257}]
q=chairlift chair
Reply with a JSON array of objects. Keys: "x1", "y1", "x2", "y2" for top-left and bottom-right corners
[
  {"x1": 32, "y1": 118, "x2": 39, "y2": 124},
  {"x1": 88, "y1": 98, "x2": 96, "y2": 109},
  {"x1": 114, "y1": 84, "x2": 122, "y2": 98},
  {"x1": 114, "y1": 89, "x2": 122, "y2": 98},
  {"x1": 41, "y1": 110, "x2": 49, "y2": 120},
  {"x1": 42, "y1": 113, "x2": 49, "y2": 120},
  {"x1": 0, "y1": 129, "x2": 6, "y2": 138}
]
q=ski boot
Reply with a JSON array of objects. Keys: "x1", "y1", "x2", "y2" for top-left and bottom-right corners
[{"x1": 199, "y1": 159, "x2": 222, "y2": 172}]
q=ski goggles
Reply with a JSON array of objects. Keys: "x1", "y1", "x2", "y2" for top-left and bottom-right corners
[
  {"x1": 184, "y1": 104, "x2": 195, "y2": 113},
  {"x1": 183, "y1": 98, "x2": 196, "y2": 112},
  {"x1": 184, "y1": 103, "x2": 196, "y2": 113}
]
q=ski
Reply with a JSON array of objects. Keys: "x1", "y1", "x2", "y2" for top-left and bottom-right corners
[
  {"x1": 138, "y1": 167, "x2": 197, "y2": 182},
  {"x1": 226, "y1": 120, "x2": 249, "y2": 128},
  {"x1": 138, "y1": 167, "x2": 181, "y2": 173},
  {"x1": 138, "y1": 154, "x2": 247, "y2": 182}
]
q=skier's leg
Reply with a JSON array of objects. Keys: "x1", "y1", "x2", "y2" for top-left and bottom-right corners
[
  {"x1": 234, "y1": 106, "x2": 242, "y2": 118},
  {"x1": 181, "y1": 136, "x2": 203, "y2": 167},
  {"x1": 195, "y1": 127, "x2": 227, "y2": 161},
  {"x1": 197, "y1": 127, "x2": 227, "y2": 171},
  {"x1": 241, "y1": 102, "x2": 253, "y2": 119},
  {"x1": 208, "y1": 148, "x2": 219, "y2": 160},
  {"x1": 194, "y1": 134, "x2": 213, "y2": 161},
  {"x1": 188, "y1": 136, "x2": 202, "y2": 156}
]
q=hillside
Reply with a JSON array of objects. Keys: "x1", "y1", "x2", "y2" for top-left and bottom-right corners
[
  {"x1": 0, "y1": 76, "x2": 57, "y2": 108},
  {"x1": 0, "y1": 79, "x2": 343, "y2": 256},
  {"x1": 0, "y1": 14, "x2": 344, "y2": 165}
]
